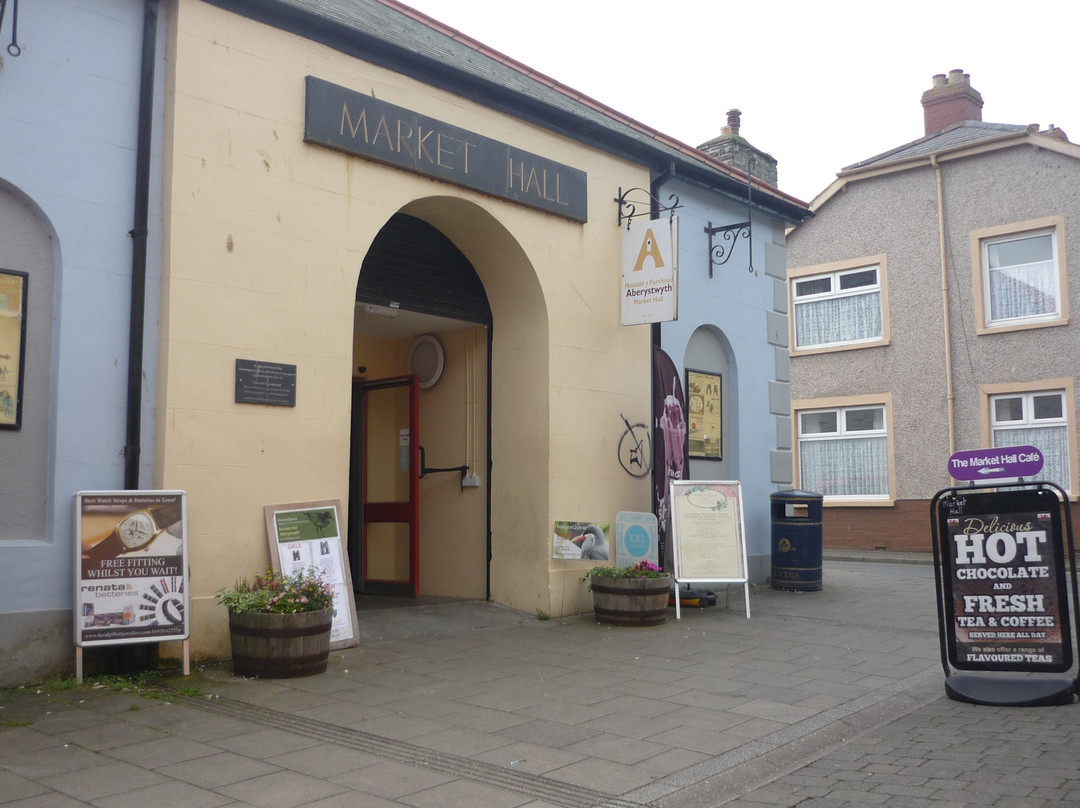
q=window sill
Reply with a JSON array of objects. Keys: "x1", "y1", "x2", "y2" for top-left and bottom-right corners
[
  {"x1": 822, "y1": 498, "x2": 895, "y2": 508},
  {"x1": 791, "y1": 338, "x2": 889, "y2": 357},
  {"x1": 976, "y1": 316, "x2": 1068, "y2": 336}
]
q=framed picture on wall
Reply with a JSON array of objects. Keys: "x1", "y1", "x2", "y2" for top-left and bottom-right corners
[
  {"x1": 685, "y1": 368, "x2": 721, "y2": 459},
  {"x1": 0, "y1": 268, "x2": 28, "y2": 430}
]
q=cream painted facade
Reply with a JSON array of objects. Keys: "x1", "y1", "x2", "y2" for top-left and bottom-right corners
[{"x1": 159, "y1": 1, "x2": 654, "y2": 658}]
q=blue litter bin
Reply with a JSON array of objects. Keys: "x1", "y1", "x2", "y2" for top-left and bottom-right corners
[{"x1": 770, "y1": 489, "x2": 823, "y2": 591}]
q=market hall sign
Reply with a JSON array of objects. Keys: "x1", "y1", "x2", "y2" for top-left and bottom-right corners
[{"x1": 304, "y1": 76, "x2": 588, "y2": 222}]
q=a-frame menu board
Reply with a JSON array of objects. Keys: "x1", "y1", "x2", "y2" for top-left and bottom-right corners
[{"x1": 669, "y1": 480, "x2": 750, "y2": 619}]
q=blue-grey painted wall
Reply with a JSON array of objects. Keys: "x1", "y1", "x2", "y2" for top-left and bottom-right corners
[
  {"x1": 0, "y1": 0, "x2": 165, "y2": 685},
  {"x1": 658, "y1": 179, "x2": 792, "y2": 580}
]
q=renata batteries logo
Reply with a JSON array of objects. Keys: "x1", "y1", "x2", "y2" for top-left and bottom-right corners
[{"x1": 80, "y1": 583, "x2": 134, "y2": 594}]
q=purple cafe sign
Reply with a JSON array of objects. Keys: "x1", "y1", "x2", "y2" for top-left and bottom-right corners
[{"x1": 949, "y1": 446, "x2": 1045, "y2": 482}]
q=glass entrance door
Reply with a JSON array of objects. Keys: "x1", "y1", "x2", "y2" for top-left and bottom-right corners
[{"x1": 350, "y1": 376, "x2": 419, "y2": 596}]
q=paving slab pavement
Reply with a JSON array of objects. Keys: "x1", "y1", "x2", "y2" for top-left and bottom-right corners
[{"x1": 3, "y1": 561, "x2": 1079, "y2": 807}]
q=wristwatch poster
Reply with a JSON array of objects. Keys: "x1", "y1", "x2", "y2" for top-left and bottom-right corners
[{"x1": 75, "y1": 490, "x2": 189, "y2": 646}]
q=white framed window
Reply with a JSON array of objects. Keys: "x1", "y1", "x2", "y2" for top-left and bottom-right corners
[
  {"x1": 790, "y1": 257, "x2": 887, "y2": 352},
  {"x1": 797, "y1": 402, "x2": 891, "y2": 500},
  {"x1": 990, "y1": 389, "x2": 1071, "y2": 492},
  {"x1": 972, "y1": 216, "x2": 1068, "y2": 333},
  {"x1": 983, "y1": 229, "x2": 1058, "y2": 325}
]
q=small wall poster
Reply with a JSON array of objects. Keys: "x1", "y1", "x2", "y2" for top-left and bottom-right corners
[
  {"x1": 686, "y1": 369, "x2": 721, "y2": 459},
  {"x1": 265, "y1": 500, "x2": 358, "y2": 649},
  {"x1": 0, "y1": 268, "x2": 28, "y2": 429},
  {"x1": 615, "y1": 511, "x2": 658, "y2": 567},
  {"x1": 553, "y1": 520, "x2": 611, "y2": 560}
]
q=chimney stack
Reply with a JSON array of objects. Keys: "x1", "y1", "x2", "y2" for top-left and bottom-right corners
[
  {"x1": 697, "y1": 110, "x2": 778, "y2": 186},
  {"x1": 921, "y1": 69, "x2": 983, "y2": 135}
]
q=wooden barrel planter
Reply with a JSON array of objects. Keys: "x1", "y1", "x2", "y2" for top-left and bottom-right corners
[
  {"x1": 228, "y1": 607, "x2": 331, "y2": 678},
  {"x1": 590, "y1": 576, "x2": 671, "y2": 626}
]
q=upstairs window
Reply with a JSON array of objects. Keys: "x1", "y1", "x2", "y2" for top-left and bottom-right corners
[
  {"x1": 792, "y1": 262, "x2": 884, "y2": 351},
  {"x1": 983, "y1": 230, "x2": 1058, "y2": 325},
  {"x1": 972, "y1": 217, "x2": 1067, "y2": 333}
]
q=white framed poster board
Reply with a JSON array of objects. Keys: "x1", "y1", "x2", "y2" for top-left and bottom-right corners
[
  {"x1": 265, "y1": 500, "x2": 358, "y2": 649},
  {"x1": 74, "y1": 490, "x2": 190, "y2": 680},
  {"x1": 669, "y1": 480, "x2": 750, "y2": 619}
]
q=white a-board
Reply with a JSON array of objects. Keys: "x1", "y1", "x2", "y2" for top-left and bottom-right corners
[
  {"x1": 264, "y1": 500, "x2": 359, "y2": 650},
  {"x1": 669, "y1": 480, "x2": 750, "y2": 619}
]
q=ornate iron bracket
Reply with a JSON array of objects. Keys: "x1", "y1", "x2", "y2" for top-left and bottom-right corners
[
  {"x1": 614, "y1": 187, "x2": 680, "y2": 229},
  {"x1": 705, "y1": 221, "x2": 751, "y2": 277},
  {"x1": 0, "y1": 0, "x2": 22, "y2": 56},
  {"x1": 704, "y1": 155, "x2": 758, "y2": 277}
]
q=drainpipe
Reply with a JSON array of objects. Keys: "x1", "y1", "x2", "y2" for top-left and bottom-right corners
[
  {"x1": 931, "y1": 154, "x2": 957, "y2": 457},
  {"x1": 124, "y1": 0, "x2": 159, "y2": 489},
  {"x1": 649, "y1": 163, "x2": 676, "y2": 349}
]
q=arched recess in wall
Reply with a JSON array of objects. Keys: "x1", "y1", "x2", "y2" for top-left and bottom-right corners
[
  {"x1": 0, "y1": 182, "x2": 57, "y2": 541},
  {"x1": 685, "y1": 325, "x2": 736, "y2": 482}
]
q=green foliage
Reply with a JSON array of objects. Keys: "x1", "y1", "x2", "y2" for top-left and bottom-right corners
[
  {"x1": 535, "y1": 609, "x2": 550, "y2": 621},
  {"x1": 216, "y1": 567, "x2": 334, "y2": 614},
  {"x1": 585, "y1": 560, "x2": 669, "y2": 580},
  {"x1": 39, "y1": 674, "x2": 79, "y2": 691}
]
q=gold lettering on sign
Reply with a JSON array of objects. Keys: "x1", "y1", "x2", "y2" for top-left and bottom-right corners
[
  {"x1": 509, "y1": 158, "x2": 569, "y2": 206},
  {"x1": 371, "y1": 116, "x2": 394, "y2": 151},
  {"x1": 436, "y1": 133, "x2": 454, "y2": 168},
  {"x1": 417, "y1": 127, "x2": 434, "y2": 163},
  {"x1": 397, "y1": 120, "x2": 415, "y2": 159},
  {"x1": 509, "y1": 157, "x2": 524, "y2": 192},
  {"x1": 341, "y1": 103, "x2": 369, "y2": 140}
]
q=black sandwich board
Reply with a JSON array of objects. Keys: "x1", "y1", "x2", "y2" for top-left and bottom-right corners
[{"x1": 930, "y1": 480, "x2": 1079, "y2": 706}]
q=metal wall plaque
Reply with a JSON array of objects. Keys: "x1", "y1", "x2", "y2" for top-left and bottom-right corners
[{"x1": 235, "y1": 359, "x2": 297, "y2": 407}]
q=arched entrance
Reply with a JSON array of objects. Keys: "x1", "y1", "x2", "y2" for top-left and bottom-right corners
[{"x1": 350, "y1": 212, "x2": 492, "y2": 599}]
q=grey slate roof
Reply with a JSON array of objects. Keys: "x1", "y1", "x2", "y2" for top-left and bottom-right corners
[
  {"x1": 205, "y1": 0, "x2": 809, "y2": 221},
  {"x1": 843, "y1": 121, "x2": 1029, "y2": 172}
]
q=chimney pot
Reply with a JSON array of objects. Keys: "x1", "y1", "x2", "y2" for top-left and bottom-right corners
[
  {"x1": 726, "y1": 108, "x2": 742, "y2": 137},
  {"x1": 932, "y1": 73, "x2": 947, "y2": 88}
]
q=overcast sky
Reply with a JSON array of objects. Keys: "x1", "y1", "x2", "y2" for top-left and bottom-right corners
[{"x1": 403, "y1": 0, "x2": 1079, "y2": 204}]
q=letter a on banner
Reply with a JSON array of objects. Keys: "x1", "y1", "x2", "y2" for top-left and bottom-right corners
[{"x1": 621, "y1": 217, "x2": 678, "y2": 326}]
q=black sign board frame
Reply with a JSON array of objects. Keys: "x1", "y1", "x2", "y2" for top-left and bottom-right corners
[{"x1": 930, "y1": 481, "x2": 1080, "y2": 706}]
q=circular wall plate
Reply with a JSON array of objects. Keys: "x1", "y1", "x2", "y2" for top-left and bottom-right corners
[{"x1": 409, "y1": 335, "x2": 445, "y2": 389}]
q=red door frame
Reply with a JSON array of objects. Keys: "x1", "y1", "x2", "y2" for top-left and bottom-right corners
[{"x1": 356, "y1": 375, "x2": 420, "y2": 596}]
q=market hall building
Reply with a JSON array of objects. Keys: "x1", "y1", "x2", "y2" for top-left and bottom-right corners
[{"x1": 0, "y1": 0, "x2": 808, "y2": 681}]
